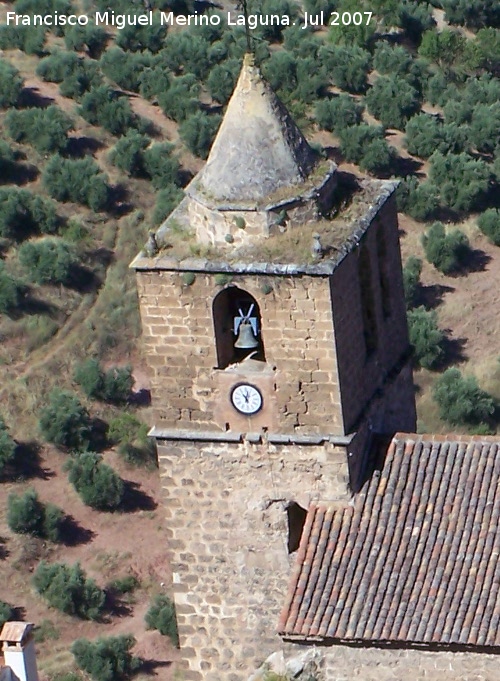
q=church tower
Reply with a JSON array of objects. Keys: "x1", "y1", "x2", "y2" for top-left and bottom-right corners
[{"x1": 131, "y1": 55, "x2": 416, "y2": 681}]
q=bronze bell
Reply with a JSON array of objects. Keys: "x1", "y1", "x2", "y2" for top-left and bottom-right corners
[{"x1": 234, "y1": 320, "x2": 259, "y2": 349}]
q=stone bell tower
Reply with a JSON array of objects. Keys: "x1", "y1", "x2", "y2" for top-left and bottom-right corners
[{"x1": 131, "y1": 54, "x2": 416, "y2": 681}]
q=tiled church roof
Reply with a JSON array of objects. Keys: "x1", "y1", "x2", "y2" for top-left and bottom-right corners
[{"x1": 279, "y1": 433, "x2": 500, "y2": 647}]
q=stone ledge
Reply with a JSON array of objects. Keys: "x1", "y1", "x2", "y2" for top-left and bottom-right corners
[
  {"x1": 150, "y1": 427, "x2": 354, "y2": 447},
  {"x1": 150, "y1": 427, "x2": 243, "y2": 442}
]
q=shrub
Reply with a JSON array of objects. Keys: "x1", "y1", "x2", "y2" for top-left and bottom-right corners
[
  {"x1": 38, "y1": 50, "x2": 103, "y2": 100},
  {"x1": 7, "y1": 488, "x2": 44, "y2": 536},
  {"x1": 407, "y1": 307, "x2": 444, "y2": 370},
  {"x1": 145, "y1": 595, "x2": 179, "y2": 646},
  {"x1": 0, "y1": 264, "x2": 20, "y2": 315},
  {"x1": 254, "y1": 0, "x2": 299, "y2": 41},
  {"x1": 0, "y1": 24, "x2": 45, "y2": 55},
  {"x1": 470, "y1": 104, "x2": 500, "y2": 155},
  {"x1": 425, "y1": 72, "x2": 452, "y2": 107},
  {"x1": 320, "y1": 45, "x2": 371, "y2": 94},
  {"x1": 74, "y1": 359, "x2": 134, "y2": 403},
  {"x1": 100, "y1": 48, "x2": 153, "y2": 93},
  {"x1": 402, "y1": 256, "x2": 422, "y2": 309},
  {"x1": 139, "y1": 66, "x2": 171, "y2": 101},
  {"x1": 373, "y1": 43, "x2": 427, "y2": 92},
  {"x1": 405, "y1": 114, "x2": 467, "y2": 159},
  {"x1": 433, "y1": 368, "x2": 495, "y2": 428},
  {"x1": 108, "y1": 575, "x2": 139, "y2": 595},
  {"x1": 102, "y1": 366, "x2": 134, "y2": 404},
  {"x1": 15, "y1": 0, "x2": 72, "y2": 27},
  {"x1": 142, "y1": 143, "x2": 180, "y2": 190},
  {"x1": 34, "y1": 619, "x2": 60, "y2": 643},
  {"x1": 478, "y1": 209, "x2": 500, "y2": 246},
  {"x1": 315, "y1": 95, "x2": 363, "y2": 134},
  {"x1": 0, "y1": 60, "x2": 23, "y2": 108},
  {"x1": 283, "y1": 24, "x2": 321, "y2": 57},
  {"x1": 0, "y1": 416, "x2": 16, "y2": 473},
  {"x1": 0, "y1": 601, "x2": 13, "y2": 628},
  {"x1": 152, "y1": 185, "x2": 184, "y2": 226},
  {"x1": 7, "y1": 489, "x2": 63, "y2": 541},
  {"x1": 42, "y1": 156, "x2": 109, "y2": 211},
  {"x1": 327, "y1": 1, "x2": 375, "y2": 47},
  {"x1": 63, "y1": 220, "x2": 91, "y2": 245},
  {"x1": 108, "y1": 413, "x2": 145, "y2": 445},
  {"x1": 37, "y1": 51, "x2": 80, "y2": 82},
  {"x1": 474, "y1": 27, "x2": 500, "y2": 72},
  {"x1": 64, "y1": 23, "x2": 108, "y2": 57},
  {"x1": 116, "y1": 13, "x2": 166, "y2": 52},
  {"x1": 294, "y1": 57, "x2": 328, "y2": 104},
  {"x1": 338, "y1": 124, "x2": 384, "y2": 164},
  {"x1": 72, "y1": 635, "x2": 140, "y2": 681},
  {"x1": 440, "y1": 0, "x2": 500, "y2": 30},
  {"x1": 358, "y1": 138, "x2": 396, "y2": 175},
  {"x1": 43, "y1": 503, "x2": 66, "y2": 542},
  {"x1": 33, "y1": 561, "x2": 105, "y2": 620},
  {"x1": 109, "y1": 132, "x2": 150, "y2": 177},
  {"x1": 419, "y1": 29, "x2": 466, "y2": 68},
  {"x1": 207, "y1": 59, "x2": 240, "y2": 105},
  {"x1": 179, "y1": 112, "x2": 221, "y2": 160},
  {"x1": 39, "y1": 389, "x2": 91, "y2": 450},
  {"x1": 118, "y1": 438, "x2": 157, "y2": 469},
  {"x1": 422, "y1": 222, "x2": 470, "y2": 275},
  {"x1": 396, "y1": 176, "x2": 438, "y2": 222},
  {"x1": 59, "y1": 60, "x2": 103, "y2": 99},
  {"x1": 6, "y1": 106, "x2": 73, "y2": 154},
  {"x1": 263, "y1": 51, "x2": 298, "y2": 95},
  {"x1": 0, "y1": 188, "x2": 58, "y2": 239},
  {"x1": 366, "y1": 76, "x2": 420, "y2": 130},
  {"x1": 74, "y1": 358, "x2": 105, "y2": 399},
  {"x1": 161, "y1": 30, "x2": 212, "y2": 80},
  {"x1": 18, "y1": 238, "x2": 77, "y2": 285},
  {"x1": 158, "y1": 75, "x2": 200, "y2": 122},
  {"x1": 79, "y1": 87, "x2": 136, "y2": 136},
  {"x1": 66, "y1": 452, "x2": 124, "y2": 511}
]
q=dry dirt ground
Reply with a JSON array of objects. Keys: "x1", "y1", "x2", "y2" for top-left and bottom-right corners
[
  {"x1": 0, "y1": 65, "x2": 181, "y2": 674},
  {"x1": 0, "y1": 441, "x2": 180, "y2": 680}
]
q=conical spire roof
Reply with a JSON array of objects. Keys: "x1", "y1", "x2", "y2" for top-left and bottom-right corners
[{"x1": 191, "y1": 54, "x2": 318, "y2": 204}]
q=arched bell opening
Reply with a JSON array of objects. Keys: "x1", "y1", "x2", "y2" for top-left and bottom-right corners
[{"x1": 212, "y1": 287, "x2": 266, "y2": 370}]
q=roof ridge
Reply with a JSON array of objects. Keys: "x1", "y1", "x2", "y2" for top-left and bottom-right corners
[{"x1": 393, "y1": 432, "x2": 500, "y2": 444}]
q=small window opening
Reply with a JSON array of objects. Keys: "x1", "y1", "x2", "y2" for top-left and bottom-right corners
[
  {"x1": 212, "y1": 287, "x2": 265, "y2": 369},
  {"x1": 376, "y1": 226, "x2": 391, "y2": 318},
  {"x1": 358, "y1": 244, "x2": 378, "y2": 358},
  {"x1": 287, "y1": 502, "x2": 308, "y2": 554}
]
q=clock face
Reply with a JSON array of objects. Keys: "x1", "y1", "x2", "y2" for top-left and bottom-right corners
[{"x1": 230, "y1": 384, "x2": 263, "y2": 415}]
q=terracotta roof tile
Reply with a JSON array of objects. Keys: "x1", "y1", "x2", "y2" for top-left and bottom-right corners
[{"x1": 278, "y1": 434, "x2": 500, "y2": 647}]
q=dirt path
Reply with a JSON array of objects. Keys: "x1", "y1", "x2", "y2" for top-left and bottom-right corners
[
  {"x1": 128, "y1": 94, "x2": 178, "y2": 141},
  {"x1": 19, "y1": 74, "x2": 179, "y2": 145},
  {"x1": 22, "y1": 76, "x2": 77, "y2": 115}
]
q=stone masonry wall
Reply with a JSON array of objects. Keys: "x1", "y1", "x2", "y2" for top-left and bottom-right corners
[
  {"x1": 188, "y1": 200, "x2": 269, "y2": 246},
  {"x1": 330, "y1": 196, "x2": 413, "y2": 433},
  {"x1": 157, "y1": 438, "x2": 350, "y2": 681},
  {"x1": 136, "y1": 272, "x2": 344, "y2": 435},
  {"x1": 323, "y1": 642, "x2": 500, "y2": 680}
]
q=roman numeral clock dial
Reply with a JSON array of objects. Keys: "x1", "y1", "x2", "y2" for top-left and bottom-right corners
[{"x1": 230, "y1": 383, "x2": 263, "y2": 415}]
